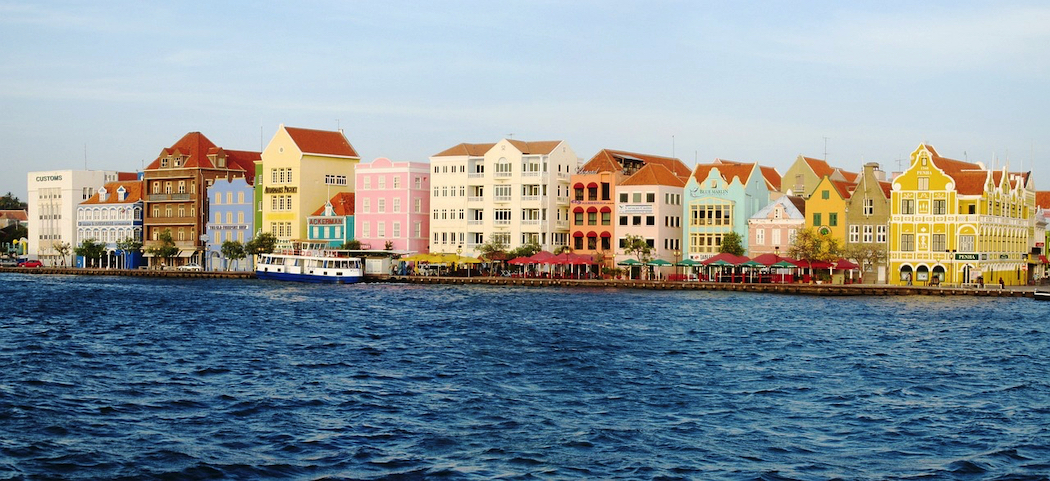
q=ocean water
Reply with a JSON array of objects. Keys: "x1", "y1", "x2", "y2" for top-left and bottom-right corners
[{"x1": 1, "y1": 273, "x2": 1049, "y2": 480}]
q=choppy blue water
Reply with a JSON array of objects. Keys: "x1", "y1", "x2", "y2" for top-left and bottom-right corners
[{"x1": 2, "y1": 274, "x2": 1049, "y2": 480}]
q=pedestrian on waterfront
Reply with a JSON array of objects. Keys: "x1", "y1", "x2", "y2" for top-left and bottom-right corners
[{"x1": 999, "y1": 277, "x2": 1005, "y2": 289}]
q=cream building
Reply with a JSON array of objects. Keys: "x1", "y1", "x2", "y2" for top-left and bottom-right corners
[
  {"x1": 428, "y1": 139, "x2": 577, "y2": 256},
  {"x1": 259, "y1": 125, "x2": 360, "y2": 243},
  {"x1": 27, "y1": 169, "x2": 137, "y2": 266}
]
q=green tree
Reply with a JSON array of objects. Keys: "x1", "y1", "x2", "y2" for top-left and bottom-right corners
[
  {"x1": 53, "y1": 241, "x2": 72, "y2": 267},
  {"x1": 843, "y1": 242, "x2": 886, "y2": 282},
  {"x1": 477, "y1": 236, "x2": 509, "y2": 260},
  {"x1": 146, "y1": 229, "x2": 181, "y2": 268},
  {"x1": 74, "y1": 239, "x2": 107, "y2": 268},
  {"x1": 552, "y1": 244, "x2": 572, "y2": 255},
  {"x1": 510, "y1": 240, "x2": 542, "y2": 259},
  {"x1": 221, "y1": 240, "x2": 246, "y2": 270},
  {"x1": 339, "y1": 239, "x2": 362, "y2": 250},
  {"x1": 246, "y1": 232, "x2": 278, "y2": 255},
  {"x1": 789, "y1": 227, "x2": 842, "y2": 281},
  {"x1": 116, "y1": 237, "x2": 143, "y2": 269},
  {"x1": 384, "y1": 240, "x2": 394, "y2": 251},
  {"x1": 0, "y1": 193, "x2": 26, "y2": 210},
  {"x1": 719, "y1": 231, "x2": 745, "y2": 256},
  {"x1": 623, "y1": 234, "x2": 653, "y2": 280}
]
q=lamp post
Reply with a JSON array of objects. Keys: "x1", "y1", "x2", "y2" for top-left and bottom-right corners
[
  {"x1": 774, "y1": 245, "x2": 781, "y2": 283},
  {"x1": 673, "y1": 248, "x2": 681, "y2": 281},
  {"x1": 946, "y1": 249, "x2": 955, "y2": 286},
  {"x1": 457, "y1": 245, "x2": 463, "y2": 278}
]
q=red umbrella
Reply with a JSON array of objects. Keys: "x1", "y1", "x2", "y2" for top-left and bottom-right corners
[{"x1": 834, "y1": 258, "x2": 859, "y2": 270}]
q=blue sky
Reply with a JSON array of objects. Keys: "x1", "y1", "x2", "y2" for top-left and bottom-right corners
[{"x1": 2, "y1": 1, "x2": 1048, "y2": 201}]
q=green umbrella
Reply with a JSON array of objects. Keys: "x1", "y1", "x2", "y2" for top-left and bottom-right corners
[
  {"x1": 706, "y1": 259, "x2": 736, "y2": 267},
  {"x1": 676, "y1": 258, "x2": 702, "y2": 267},
  {"x1": 647, "y1": 259, "x2": 673, "y2": 266},
  {"x1": 772, "y1": 260, "x2": 797, "y2": 268},
  {"x1": 617, "y1": 258, "x2": 642, "y2": 266},
  {"x1": 739, "y1": 259, "x2": 765, "y2": 268}
]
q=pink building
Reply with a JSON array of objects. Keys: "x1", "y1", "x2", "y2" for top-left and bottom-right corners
[
  {"x1": 354, "y1": 157, "x2": 431, "y2": 252},
  {"x1": 747, "y1": 195, "x2": 806, "y2": 257}
]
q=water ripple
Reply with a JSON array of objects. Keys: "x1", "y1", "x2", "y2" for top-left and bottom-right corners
[{"x1": 1, "y1": 274, "x2": 1049, "y2": 479}]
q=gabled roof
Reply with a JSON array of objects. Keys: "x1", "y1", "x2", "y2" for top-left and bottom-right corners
[
  {"x1": 751, "y1": 195, "x2": 806, "y2": 220},
  {"x1": 505, "y1": 139, "x2": 562, "y2": 155},
  {"x1": 829, "y1": 179, "x2": 857, "y2": 200},
  {"x1": 580, "y1": 149, "x2": 691, "y2": 177},
  {"x1": 803, "y1": 157, "x2": 837, "y2": 179},
  {"x1": 1036, "y1": 191, "x2": 1050, "y2": 209},
  {"x1": 81, "y1": 181, "x2": 143, "y2": 205},
  {"x1": 433, "y1": 142, "x2": 498, "y2": 157},
  {"x1": 760, "y1": 165, "x2": 781, "y2": 191},
  {"x1": 312, "y1": 192, "x2": 356, "y2": 216},
  {"x1": 146, "y1": 132, "x2": 261, "y2": 174},
  {"x1": 692, "y1": 160, "x2": 756, "y2": 186},
  {"x1": 146, "y1": 132, "x2": 217, "y2": 170},
  {"x1": 284, "y1": 126, "x2": 359, "y2": 158},
  {"x1": 620, "y1": 163, "x2": 687, "y2": 187},
  {"x1": 879, "y1": 181, "x2": 892, "y2": 198},
  {"x1": 0, "y1": 210, "x2": 28, "y2": 222}
]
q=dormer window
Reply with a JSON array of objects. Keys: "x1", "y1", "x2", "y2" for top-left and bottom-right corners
[
  {"x1": 161, "y1": 157, "x2": 169, "y2": 168},
  {"x1": 117, "y1": 186, "x2": 127, "y2": 201}
]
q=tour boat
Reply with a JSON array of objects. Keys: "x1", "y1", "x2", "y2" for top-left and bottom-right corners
[
  {"x1": 256, "y1": 241, "x2": 363, "y2": 284},
  {"x1": 1035, "y1": 290, "x2": 1050, "y2": 301}
]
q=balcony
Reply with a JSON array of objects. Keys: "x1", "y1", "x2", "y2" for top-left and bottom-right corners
[
  {"x1": 494, "y1": 171, "x2": 511, "y2": 179},
  {"x1": 147, "y1": 216, "x2": 197, "y2": 225},
  {"x1": 468, "y1": 196, "x2": 484, "y2": 203},
  {"x1": 468, "y1": 172, "x2": 485, "y2": 179},
  {"x1": 494, "y1": 196, "x2": 512, "y2": 203},
  {"x1": 494, "y1": 220, "x2": 511, "y2": 226},
  {"x1": 467, "y1": 220, "x2": 484, "y2": 226},
  {"x1": 147, "y1": 193, "x2": 193, "y2": 202},
  {"x1": 556, "y1": 196, "x2": 569, "y2": 204}
]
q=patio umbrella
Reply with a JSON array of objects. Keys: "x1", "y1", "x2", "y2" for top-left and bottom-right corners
[
  {"x1": 402, "y1": 253, "x2": 432, "y2": 262},
  {"x1": 617, "y1": 258, "x2": 641, "y2": 266},
  {"x1": 676, "y1": 258, "x2": 702, "y2": 267},
  {"x1": 647, "y1": 259, "x2": 672, "y2": 266}
]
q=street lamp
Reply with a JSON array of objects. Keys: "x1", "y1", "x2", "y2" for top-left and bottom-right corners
[
  {"x1": 673, "y1": 248, "x2": 681, "y2": 281},
  {"x1": 457, "y1": 245, "x2": 463, "y2": 277},
  {"x1": 946, "y1": 249, "x2": 955, "y2": 286}
]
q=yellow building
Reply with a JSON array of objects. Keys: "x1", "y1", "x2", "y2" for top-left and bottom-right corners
[
  {"x1": 805, "y1": 175, "x2": 854, "y2": 242},
  {"x1": 889, "y1": 144, "x2": 1033, "y2": 286},
  {"x1": 259, "y1": 125, "x2": 360, "y2": 242}
]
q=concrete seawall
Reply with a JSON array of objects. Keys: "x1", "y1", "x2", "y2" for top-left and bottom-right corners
[{"x1": 1, "y1": 267, "x2": 1040, "y2": 298}]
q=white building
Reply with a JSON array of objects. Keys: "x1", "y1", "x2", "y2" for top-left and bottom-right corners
[
  {"x1": 27, "y1": 170, "x2": 137, "y2": 266},
  {"x1": 614, "y1": 163, "x2": 687, "y2": 275},
  {"x1": 428, "y1": 139, "x2": 577, "y2": 256}
]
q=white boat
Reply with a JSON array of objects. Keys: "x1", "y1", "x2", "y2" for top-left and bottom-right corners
[
  {"x1": 1035, "y1": 290, "x2": 1050, "y2": 301},
  {"x1": 256, "y1": 240, "x2": 363, "y2": 284}
]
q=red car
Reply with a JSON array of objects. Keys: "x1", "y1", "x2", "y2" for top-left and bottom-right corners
[{"x1": 18, "y1": 260, "x2": 43, "y2": 268}]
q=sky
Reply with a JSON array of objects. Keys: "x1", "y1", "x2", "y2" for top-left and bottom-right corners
[{"x1": 2, "y1": 1, "x2": 1048, "y2": 201}]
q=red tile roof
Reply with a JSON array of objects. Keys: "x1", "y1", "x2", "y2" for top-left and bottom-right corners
[
  {"x1": 505, "y1": 140, "x2": 563, "y2": 155},
  {"x1": 692, "y1": 160, "x2": 756, "y2": 186},
  {"x1": 285, "y1": 127, "x2": 359, "y2": 158},
  {"x1": 620, "y1": 163, "x2": 687, "y2": 187},
  {"x1": 580, "y1": 149, "x2": 691, "y2": 177},
  {"x1": 879, "y1": 181, "x2": 892, "y2": 198},
  {"x1": 312, "y1": 192, "x2": 356, "y2": 216},
  {"x1": 433, "y1": 142, "x2": 498, "y2": 157},
  {"x1": 146, "y1": 132, "x2": 217, "y2": 170},
  {"x1": 0, "y1": 210, "x2": 28, "y2": 222},
  {"x1": 803, "y1": 157, "x2": 836, "y2": 179},
  {"x1": 829, "y1": 179, "x2": 857, "y2": 200},
  {"x1": 81, "y1": 181, "x2": 143, "y2": 205},
  {"x1": 760, "y1": 165, "x2": 782, "y2": 191},
  {"x1": 1037, "y1": 191, "x2": 1050, "y2": 209}
]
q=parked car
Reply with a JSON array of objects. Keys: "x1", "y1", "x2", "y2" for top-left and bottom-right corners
[
  {"x1": 178, "y1": 263, "x2": 202, "y2": 271},
  {"x1": 18, "y1": 260, "x2": 43, "y2": 268},
  {"x1": 0, "y1": 258, "x2": 18, "y2": 267}
]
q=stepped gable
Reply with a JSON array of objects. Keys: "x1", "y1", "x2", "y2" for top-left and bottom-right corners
[
  {"x1": 81, "y1": 181, "x2": 143, "y2": 205},
  {"x1": 285, "y1": 126, "x2": 358, "y2": 157},
  {"x1": 621, "y1": 163, "x2": 687, "y2": 187},
  {"x1": 312, "y1": 192, "x2": 356, "y2": 216},
  {"x1": 433, "y1": 142, "x2": 497, "y2": 157},
  {"x1": 146, "y1": 132, "x2": 217, "y2": 170}
]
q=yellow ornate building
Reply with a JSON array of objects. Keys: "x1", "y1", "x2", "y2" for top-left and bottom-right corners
[{"x1": 889, "y1": 144, "x2": 1033, "y2": 286}]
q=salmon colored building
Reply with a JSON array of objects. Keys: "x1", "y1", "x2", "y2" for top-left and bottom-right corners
[{"x1": 570, "y1": 149, "x2": 689, "y2": 269}]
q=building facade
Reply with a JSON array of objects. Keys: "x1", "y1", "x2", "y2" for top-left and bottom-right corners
[
  {"x1": 781, "y1": 155, "x2": 856, "y2": 198},
  {"x1": 75, "y1": 180, "x2": 144, "y2": 269},
  {"x1": 889, "y1": 144, "x2": 1034, "y2": 286},
  {"x1": 613, "y1": 163, "x2": 686, "y2": 274},
  {"x1": 142, "y1": 132, "x2": 260, "y2": 268},
  {"x1": 27, "y1": 169, "x2": 136, "y2": 266},
  {"x1": 207, "y1": 177, "x2": 255, "y2": 271},
  {"x1": 683, "y1": 160, "x2": 780, "y2": 260},
  {"x1": 259, "y1": 125, "x2": 360, "y2": 244},
  {"x1": 844, "y1": 162, "x2": 892, "y2": 283},
  {"x1": 805, "y1": 175, "x2": 855, "y2": 241},
  {"x1": 308, "y1": 192, "x2": 355, "y2": 247},
  {"x1": 354, "y1": 157, "x2": 431, "y2": 252},
  {"x1": 570, "y1": 149, "x2": 690, "y2": 269},
  {"x1": 428, "y1": 139, "x2": 577, "y2": 256},
  {"x1": 747, "y1": 195, "x2": 806, "y2": 257}
]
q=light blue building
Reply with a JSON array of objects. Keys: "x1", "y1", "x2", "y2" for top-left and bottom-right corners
[
  {"x1": 207, "y1": 177, "x2": 254, "y2": 270},
  {"x1": 308, "y1": 192, "x2": 355, "y2": 247},
  {"x1": 682, "y1": 160, "x2": 780, "y2": 260}
]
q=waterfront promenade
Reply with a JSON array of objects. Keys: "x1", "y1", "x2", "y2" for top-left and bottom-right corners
[{"x1": 1, "y1": 266, "x2": 1041, "y2": 298}]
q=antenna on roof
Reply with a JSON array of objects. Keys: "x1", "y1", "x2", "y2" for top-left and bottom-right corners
[
  {"x1": 507, "y1": 133, "x2": 514, "y2": 139},
  {"x1": 823, "y1": 137, "x2": 829, "y2": 161},
  {"x1": 896, "y1": 155, "x2": 903, "y2": 172}
]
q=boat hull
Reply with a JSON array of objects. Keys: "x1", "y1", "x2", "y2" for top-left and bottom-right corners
[
  {"x1": 1035, "y1": 291, "x2": 1050, "y2": 301},
  {"x1": 256, "y1": 269, "x2": 362, "y2": 284}
]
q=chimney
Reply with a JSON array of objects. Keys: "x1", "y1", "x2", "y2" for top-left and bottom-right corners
[{"x1": 865, "y1": 162, "x2": 885, "y2": 182}]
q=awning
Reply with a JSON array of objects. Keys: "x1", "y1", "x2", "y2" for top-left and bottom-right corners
[
  {"x1": 143, "y1": 251, "x2": 194, "y2": 258},
  {"x1": 586, "y1": 182, "x2": 598, "y2": 188},
  {"x1": 1040, "y1": 255, "x2": 1048, "y2": 264},
  {"x1": 572, "y1": 231, "x2": 584, "y2": 237},
  {"x1": 586, "y1": 231, "x2": 597, "y2": 237},
  {"x1": 600, "y1": 231, "x2": 612, "y2": 238},
  {"x1": 573, "y1": 182, "x2": 585, "y2": 189}
]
